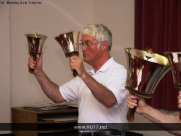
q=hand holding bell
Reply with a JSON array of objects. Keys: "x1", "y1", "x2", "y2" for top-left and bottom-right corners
[
  {"x1": 125, "y1": 48, "x2": 170, "y2": 122},
  {"x1": 25, "y1": 33, "x2": 47, "y2": 73},
  {"x1": 55, "y1": 31, "x2": 80, "y2": 77}
]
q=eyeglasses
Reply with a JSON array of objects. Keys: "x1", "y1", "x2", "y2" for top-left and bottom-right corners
[{"x1": 79, "y1": 40, "x2": 100, "y2": 48}]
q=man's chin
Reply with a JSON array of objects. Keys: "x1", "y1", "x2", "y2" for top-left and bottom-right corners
[
  {"x1": 83, "y1": 58, "x2": 87, "y2": 62},
  {"x1": 83, "y1": 57, "x2": 88, "y2": 63}
]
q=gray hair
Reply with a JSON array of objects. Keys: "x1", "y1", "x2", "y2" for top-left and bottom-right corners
[{"x1": 81, "y1": 24, "x2": 112, "y2": 50}]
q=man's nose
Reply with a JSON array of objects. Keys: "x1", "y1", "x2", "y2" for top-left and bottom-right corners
[{"x1": 81, "y1": 45, "x2": 87, "y2": 51}]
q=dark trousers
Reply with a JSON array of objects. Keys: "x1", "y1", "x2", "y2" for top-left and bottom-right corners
[{"x1": 78, "y1": 130, "x2": 126, "y2": 136}]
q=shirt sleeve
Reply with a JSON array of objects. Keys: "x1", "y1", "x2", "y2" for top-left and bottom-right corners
[
  {"x1": 106, "y1": 66, "x2": 128, "y2": 108},
  {"x1": 59, "y1": 77, "x2": 80, "y2": 102}
]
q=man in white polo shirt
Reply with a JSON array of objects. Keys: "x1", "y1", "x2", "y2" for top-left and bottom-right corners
[{"x1": 28, "y1": 24, "x2": 128, "y2": 136}]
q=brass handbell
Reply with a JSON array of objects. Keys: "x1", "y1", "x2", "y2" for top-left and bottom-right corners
[
  {"x1": 25, "y1": 33, "x2": 47, "y2": 73},
  {"x1": 55, "y1": 31, "x2": 80, "y2": 77},
  {"x1": 164, "y1": 52, "x2": 181, "y2": 120},
  {"x1": 125, "y1": 48, "x2": 170, "y2": 122}
]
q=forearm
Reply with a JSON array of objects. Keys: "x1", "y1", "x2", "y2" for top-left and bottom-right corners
[
  {"x1": 81, "y1": 72, "x2": 116, "y2": 108},
  {"x1": 34, "y1": 71, "x2": 64, "y2": 103},
  {"x1": 140, "y1": 105, "x2": 181, "y2": 135}
]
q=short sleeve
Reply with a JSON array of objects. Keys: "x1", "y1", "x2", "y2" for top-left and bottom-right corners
[{"x1": 59, "y1": 77, "x2": 80, "y2": 102}]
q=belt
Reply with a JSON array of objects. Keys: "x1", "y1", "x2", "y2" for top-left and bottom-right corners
[{"x1": 78, "y1": 130, "x2": 125, "y2": 136}]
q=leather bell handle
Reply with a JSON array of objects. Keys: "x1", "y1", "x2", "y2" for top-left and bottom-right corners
[
  {"x1": 73, "y1": 69, "x2": 78, "y2": 77},
  {"x1": 70, "y1": 52, "x2": 79, "y2": 77},
  {"x1": 126, "y1": 106, "x2": 137, "y2": 122}
]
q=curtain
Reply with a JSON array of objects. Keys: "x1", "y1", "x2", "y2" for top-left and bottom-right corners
[{"x1": 134, "y1": 0, "x2": 181, "y2": 110}]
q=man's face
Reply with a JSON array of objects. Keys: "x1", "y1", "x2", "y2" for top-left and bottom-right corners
[{"x1": 81, "y1": 35, "x2": 103, "y2": 65}]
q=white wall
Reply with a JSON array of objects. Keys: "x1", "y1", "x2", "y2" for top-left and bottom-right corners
[
  {"x1": 10, "y1": 0, "x2": 93, "y2": 107},
  {"x1": 93, "y1": 0, "x2": 135, "y2": 67},
  {"x1": 0, "y1": 0, "x2": 11, "y2": 124},
  {"x1": 0, "y1": 0, "x2": 93, "y2": 133}
]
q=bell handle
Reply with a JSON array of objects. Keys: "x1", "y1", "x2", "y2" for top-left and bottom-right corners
[
  {"x1": 73, "y1": 69, "x2": 78, "y2": 77},
  {"x1": 126, "y1": 106, "x2": 137, "y2": 122},
  {"x1": 70, "y1": 52, "x2": 79, "y2": 77},
  {"x1": 29, "y1": 54, "x2": 37, "y2": 73}
]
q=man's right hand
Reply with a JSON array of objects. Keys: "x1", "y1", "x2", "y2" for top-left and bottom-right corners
[{"x1": 28, "y1": 53, "x2": 43, "y2": 75}]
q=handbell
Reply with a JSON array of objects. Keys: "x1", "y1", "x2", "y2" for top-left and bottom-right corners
[
  {"x1": 125, "y1": 48, "x2": 170, "y2": 122},
  {"x1": 55, "y1": 31, "x2": 80, "y2": 77},
  {"x1": 25, "y1": 34, "x2": 47, "y2": 73},
  {"x1": 164, "y1": 52, "x2": 181, "y2": 119}
]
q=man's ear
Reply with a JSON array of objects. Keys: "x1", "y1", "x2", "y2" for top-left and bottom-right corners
[{"x1": 101, "y1": 41, "x2": 109, "y2": 51}]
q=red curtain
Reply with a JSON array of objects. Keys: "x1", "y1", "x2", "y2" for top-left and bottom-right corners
[{"x1": 134, "y1": 0, "x2": 181, "y2": 110}]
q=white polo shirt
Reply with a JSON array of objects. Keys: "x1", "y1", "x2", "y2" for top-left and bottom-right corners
[{"x1": 59, "y1": 57, "x2": 128, "y2": 125}]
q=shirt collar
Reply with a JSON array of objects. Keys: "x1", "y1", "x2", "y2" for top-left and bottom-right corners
[{"x1": 88, "y1": 57, "x2": 115, "y2": 75}]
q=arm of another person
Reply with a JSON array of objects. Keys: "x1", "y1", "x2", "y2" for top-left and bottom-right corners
[
  {"x1": 28, "y1": 53, "x2": 65, "y2": 103},
  {"x1": 128, "y1": 92, "x2": 181, "y2": 135}
]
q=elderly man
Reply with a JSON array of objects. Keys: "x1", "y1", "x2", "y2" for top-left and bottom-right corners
[{"x1": 28, "y1": 24, "x2": 128, "y2": 136}]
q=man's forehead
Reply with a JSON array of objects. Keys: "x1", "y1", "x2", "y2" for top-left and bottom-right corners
[{"x1": 81, "y1": 35, "x2": 95, "y2": 41}]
